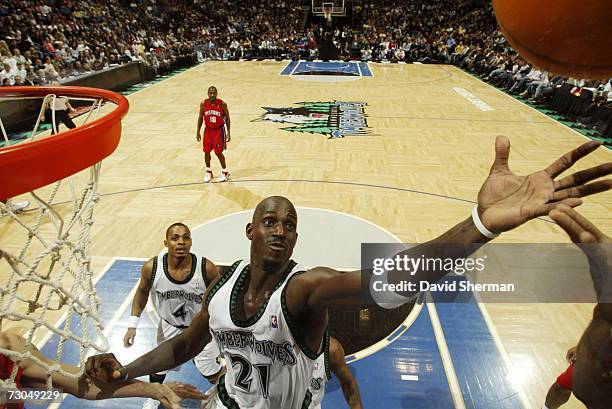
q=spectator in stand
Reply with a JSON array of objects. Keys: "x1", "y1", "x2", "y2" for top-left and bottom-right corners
[
  {"x1": 43, "y1": 56, "x2": 60, "y2": 82},
  {"x1": 0, "y1": 62, "x2": 15, "y2": 85},
  {"x1": 509, "y1": 67, "x2": 543, "y2": 93}
]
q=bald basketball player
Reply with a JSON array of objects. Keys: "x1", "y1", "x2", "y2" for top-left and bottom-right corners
[
  {"x1": 85, "y1": 137, "x2": 612, "y2": 408},
  {"x1": 542, "y1": 206, "x2": 612, "y2": 409},
  {"x1": 0, "y1": 332, "x2": 205, "y2": 409}
]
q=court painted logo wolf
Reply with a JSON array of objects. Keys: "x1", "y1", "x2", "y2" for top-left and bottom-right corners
[{"x1": 252, "y1": 101, "x2": 371, "y2": 139}]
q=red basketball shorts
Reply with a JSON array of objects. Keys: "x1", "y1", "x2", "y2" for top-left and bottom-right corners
[
  {"x1": 203, "y1": 126, "x2": 226, "y2": 155},
  {"x1": 556, "y1": 363, "x2": 574, "y2": 390}
]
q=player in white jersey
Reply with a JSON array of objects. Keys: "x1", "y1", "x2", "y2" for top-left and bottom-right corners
[
  {"x1": 85, "y1": 139, "x2": 612, "y2": 408},
  {"x1": 308, "y1": 335, "x2": 362, "y2": 409},
  {"x1": 122, "y1": 223, "x2": 223, "y2": 409},
  {"x1": 205, "y1": 259, "x2": 313, "y2": 408}
]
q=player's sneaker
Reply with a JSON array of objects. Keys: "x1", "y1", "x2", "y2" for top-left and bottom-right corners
[
  {"x1": 204, "y1": 170, "x2": 213, "y2": 183},
  {"x1": 216, "y1": 171, "x2": 230, "y2": 182},
  {"x1": 142, "y1": 398, "x2": 159, "y2": 409}
]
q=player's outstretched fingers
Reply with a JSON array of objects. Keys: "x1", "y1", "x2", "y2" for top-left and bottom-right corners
[
  {"x1": 555, "y1": 205, "x2": 607, "y2": 242},
  {"x1": 166, "y1": 382, "x2": 208, "y2": 400},
  {"x1": 554, "y1": 163, "x2": 612, "y2": 190},
  {"x1": 545, "y1": 140, "x2": 601, "y2": 178},
  {"x1": 549, "y1": 206, "x2": 597, "y2": 244},
  {"x1": 549, "y1": 180, "x2": 612, "y2": 202}
]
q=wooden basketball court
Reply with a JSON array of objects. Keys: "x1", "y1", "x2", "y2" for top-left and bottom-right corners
[{"x1": 1, "y1": 61, "x2": 611, "y2": 408}]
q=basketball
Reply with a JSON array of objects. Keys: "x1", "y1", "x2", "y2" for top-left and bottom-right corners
[{"x1": 492, "y1": 0, "x2": 612, "y2": 79}]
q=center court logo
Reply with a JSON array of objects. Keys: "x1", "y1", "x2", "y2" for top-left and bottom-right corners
[{"x1": 252, "y1": 101, "x2": 371, "y2": 139}]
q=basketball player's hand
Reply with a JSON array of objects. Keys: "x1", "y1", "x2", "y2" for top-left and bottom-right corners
[
  {"x1": 566, "y1": 346, "x2": 578, "y2": 363},
  {"x1": 196, "y1": 132, "x2": 201, "y2": 142},
  {"x1": 165, "y1": 382, "x2": 207, "y2": 401},
  {"x1": 85, "y1": 353, "x2": 125, "y2": 383},
  {"x1": 154, "y1": 382, "x2": 206, "y2": 408},
  {"x1": 123, "y1": 328, "x2": 137, "y2": 347},
  {"x1": 152, "y1": 383, "x2": 182, "y2": 409},
  {"x1": 199, "y1": 384, "x2": 219, "y2": 409},
  {"x1": 548, "y1": 205, "x2": 611, "y2": 300},
  {"x1": 548, "y1": 205, "x2": 611, "y2": 246},
  {"x1": 476, "y1": 136, "x2": 611, "y2": 234},
  {"x1": 226, "y1": 131, "x2": 231, "y2": 143}
]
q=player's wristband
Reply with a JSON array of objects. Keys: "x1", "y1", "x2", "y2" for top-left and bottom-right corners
[
  {"x1": 120, "y1": 368, "x2": 129, "y2": 382},
  {"x1": 127, "y1": 315, "x2": 140, "y2": 329},
  {"x1": 471, "y1": 206, "x2": 499, "y2": 239}
]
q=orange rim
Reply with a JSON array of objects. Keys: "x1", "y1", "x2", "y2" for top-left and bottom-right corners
[{"x1": 0, "y1": 86, "x2": 129, "y2": 201}]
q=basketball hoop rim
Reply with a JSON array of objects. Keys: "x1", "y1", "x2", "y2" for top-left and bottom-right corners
[{"x1": 0, "y1": 86, "x2": 129, "y2": 201}]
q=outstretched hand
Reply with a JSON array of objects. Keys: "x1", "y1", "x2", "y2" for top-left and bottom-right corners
[
  {"x1": 85, "y1": 353, "x2": 126, "y2": 383},
  {"x1": 548, "y1": 205, "x2": 611, "y2": 246},
  {"x1": 156, "y1": 382, "x2": 207, "y2": 408},
  {"x1": 477, "y1": 136, "x2": 611, "y2": 234},
  {"x1": 548, "y1": 205, "x2": 611, "y2": 298},
  {"x1": 165, "y1": 382, "x2": 208, "y2": 400}
]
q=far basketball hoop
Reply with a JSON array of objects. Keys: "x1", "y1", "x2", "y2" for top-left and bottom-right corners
[
  {"x1": 313, "y1": 0, "x2": 346, "y2": 21},
  {"x1": 323, "y1": 5, "x2": 332, "y2": 23}
]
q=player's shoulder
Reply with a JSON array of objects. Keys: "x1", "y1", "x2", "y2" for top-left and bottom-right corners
[
  {"x1": 141, "y1": 256, "x2": 158, "y2": 275},
  {"x1": 289, "y1": 266, "x2": 340, "y2": 285}
]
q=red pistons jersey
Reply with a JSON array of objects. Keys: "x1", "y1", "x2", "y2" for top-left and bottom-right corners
[
  {"x1": 202, "y1": 98, "x2": 225, "y2": 129},
  {"x1": 0, "y1": 353, "x2": 24, "y2": 409}
]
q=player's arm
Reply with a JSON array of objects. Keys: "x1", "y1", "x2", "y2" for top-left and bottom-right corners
[
  {"x1": 298, "y1": 138, "x2": 611, "y2": 310},
  {"x1": 222, "y1": 101, "x2": 231, "y2": 141},
  {"x1": 196, "y1": 102, "x2": 204, "y2": 141},
  {"x1": 118, "y1": 303, "x2": 212, "y2": 380},
  {"x1": 328, "y1": 337, "x2": 362, "y2": 409},
  {"x1": 123, "y1": 258, "x2": 154, "y2": 347},
  {"x1": 0, "y1": 332, "x2": 204, "y2": 408},
  {"x1": 302, "y1": 216, "x2": 487, "y2": 308},
  {"x1": 548, "y1": 206, "x2": 612, "y2": 375},
  {"x1": 548, "y1": 206, "x2": 612, "y2": 322},
  {"x1": 87, "y1": 308, "x2": 212, "y2": 382},
  {"x1": 86, "y1": 275, "x2": 225, "y2": 383}
]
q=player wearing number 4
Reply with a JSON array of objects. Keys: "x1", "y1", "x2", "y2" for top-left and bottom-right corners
[
  {"x1": 123, "y1": 223, "x2": 225, "y2": 409},
  {"x1": 197, "y1": 86, "x2": 231, "y2": 183}
]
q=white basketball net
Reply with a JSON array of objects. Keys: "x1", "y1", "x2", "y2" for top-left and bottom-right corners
[{"x1": 0, "y1": 93, "x2": 111, "y2": 389}]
